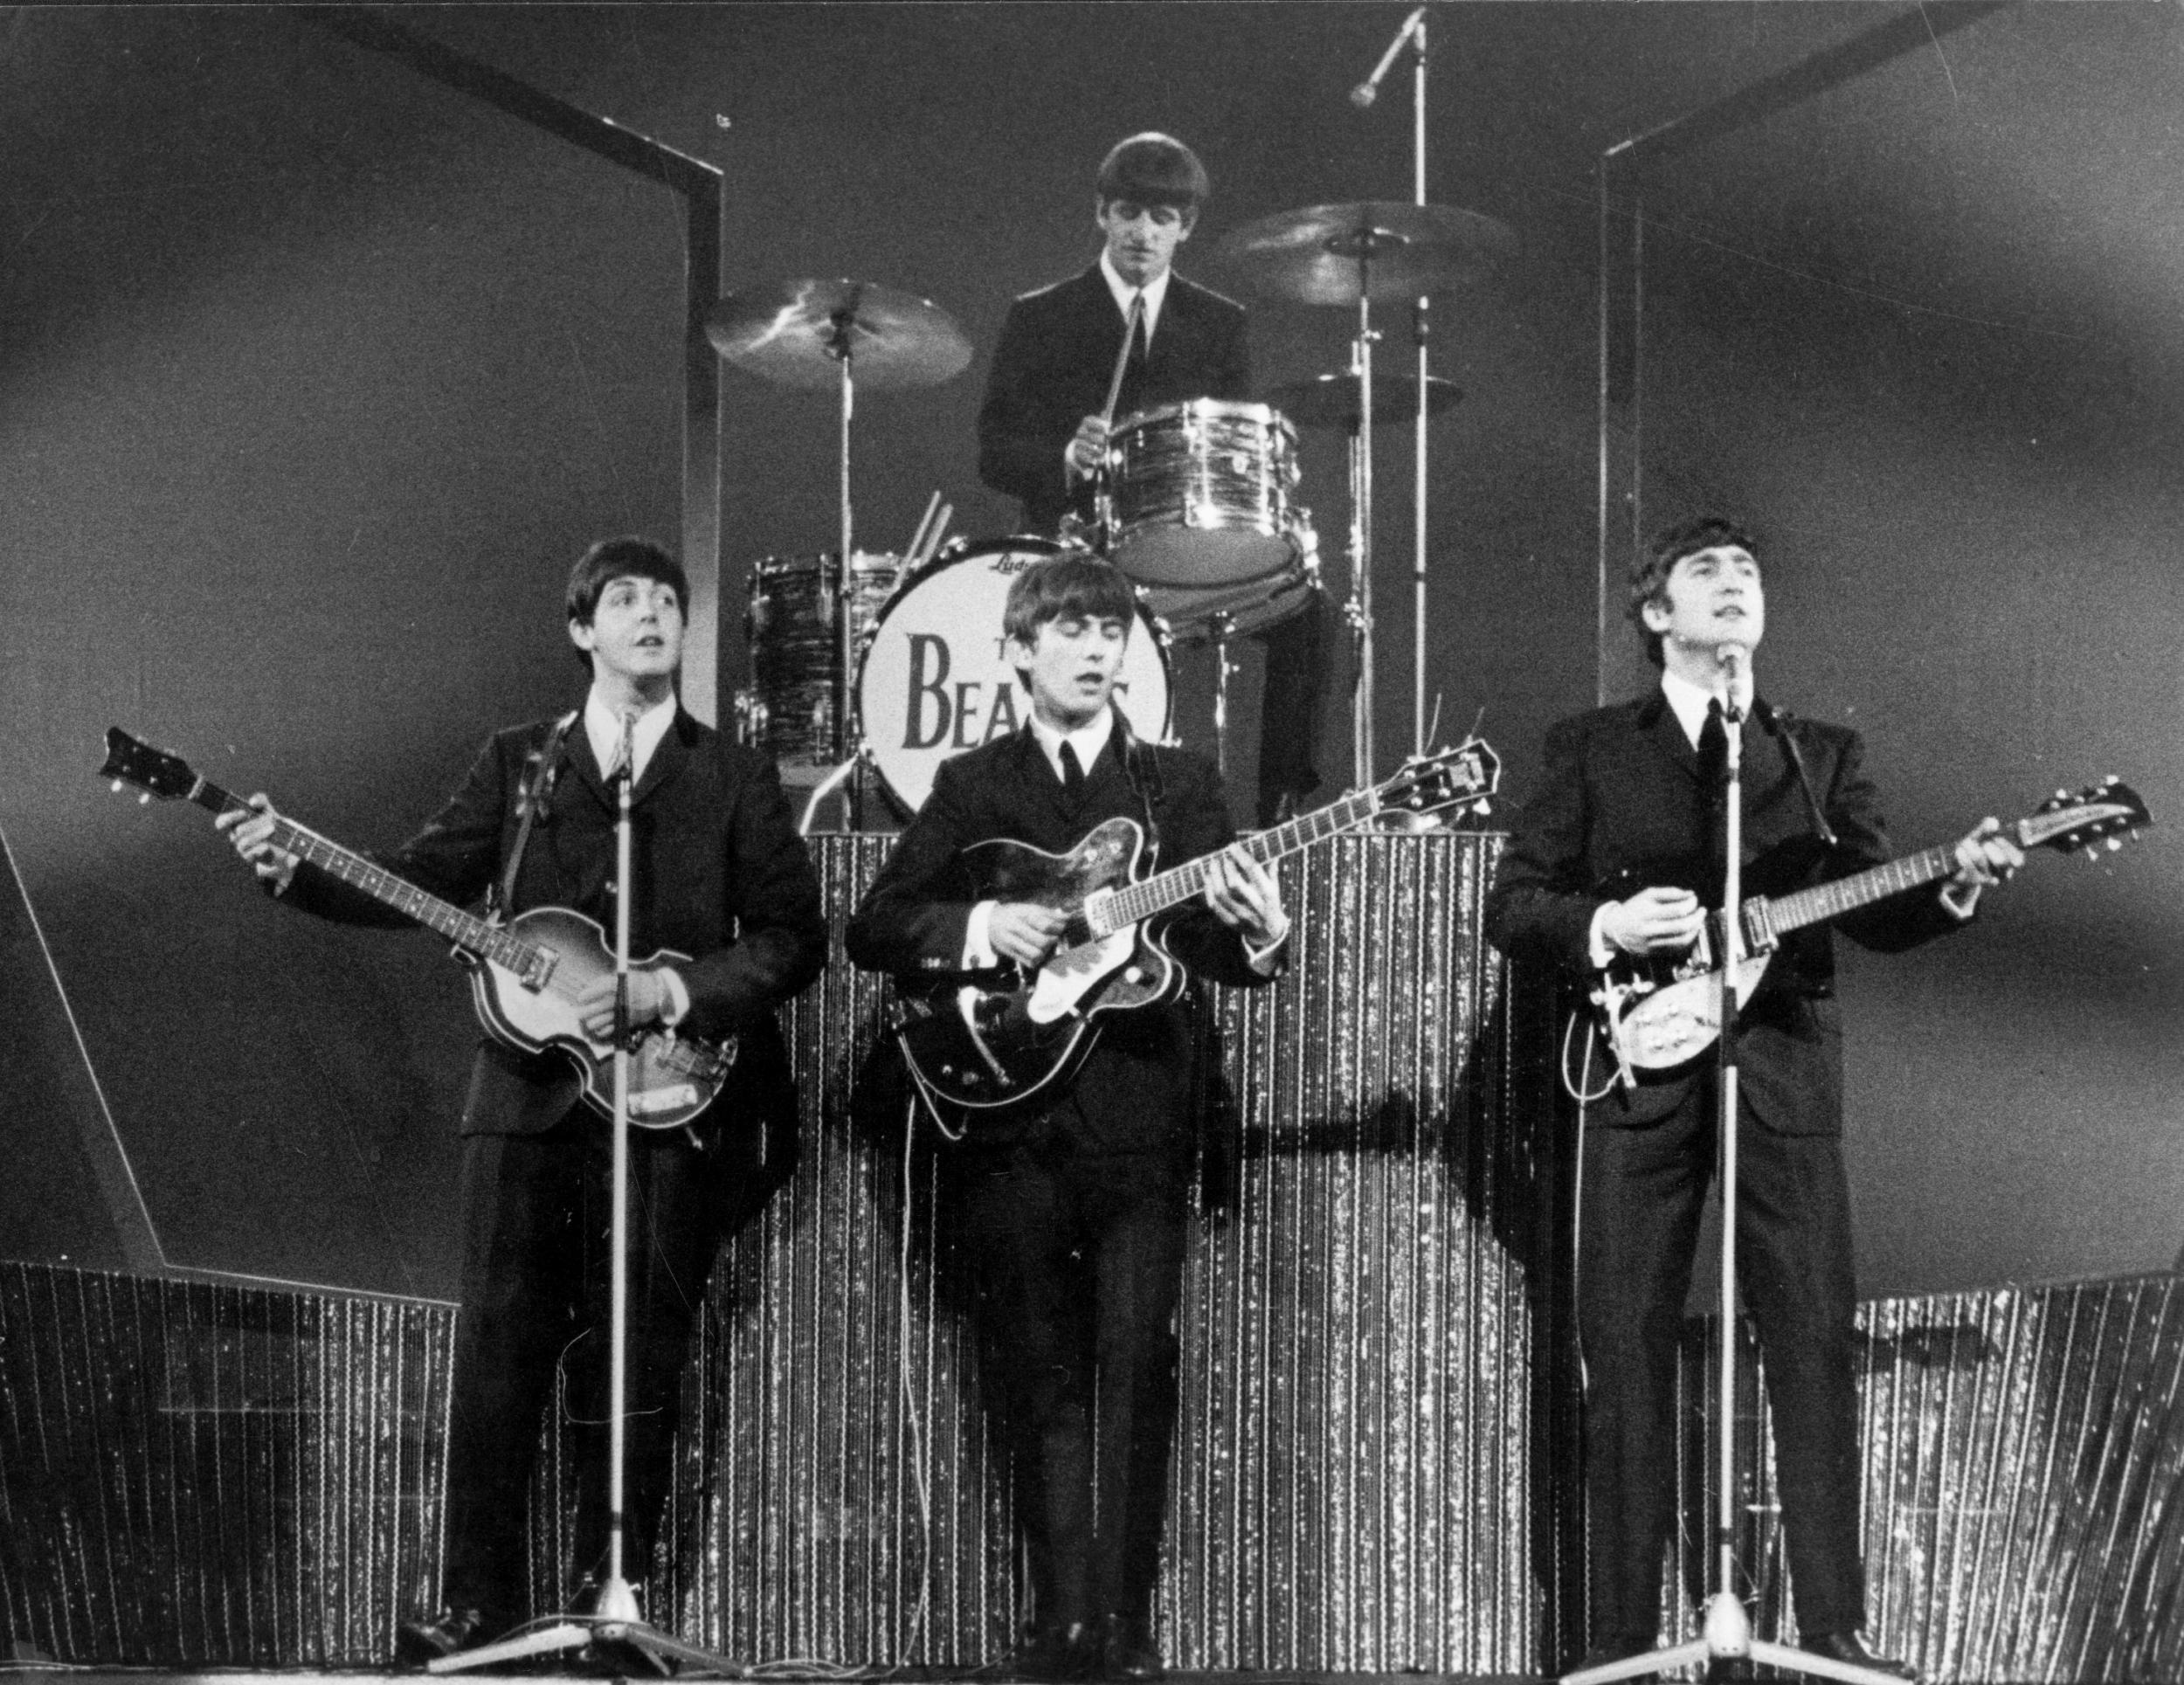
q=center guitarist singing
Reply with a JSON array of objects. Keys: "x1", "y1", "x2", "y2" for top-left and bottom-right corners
[
  {"x1": 847, "y1": 553, "x2": 1289, "y2": 1681},
  {"x1": 218, "y1": 536, "x2": 826, "y2": 1662},
  {"x1": 1483, "y1": 517, "x2": 2022, "y2": 1680}
]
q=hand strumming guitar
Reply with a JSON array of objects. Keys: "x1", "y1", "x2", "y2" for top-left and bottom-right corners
[{"x1": 990, "y1": 901, "x2": 1070, "y2": 968}]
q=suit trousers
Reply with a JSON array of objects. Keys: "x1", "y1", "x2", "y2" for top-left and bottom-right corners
[
  {"x1": 945, "y1": 1140, "x2": 1192, "y2": 1630},
  {"x1": 441, "y1": 1115, "x2": 761, "y2": 1619},
  {"x1": 1577, "y1": 1074, "x2": 1864, "y2": 1644}
]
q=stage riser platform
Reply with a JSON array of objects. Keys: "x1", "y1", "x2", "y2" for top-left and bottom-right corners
[{"x1": 3, "y1": 836, "x2": 2179, "y2": 1678}]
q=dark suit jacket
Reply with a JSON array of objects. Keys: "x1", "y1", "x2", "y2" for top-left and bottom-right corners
[
  {"x1": 846, "y1": 722, "x2": 1278, "y2": 1153},
  {"x1": 284, "y1": 709, "x2": 828, "y2": 1157},
  {"x1": 977, "y1": 265, "x2": 1251, "y2": 534},
  {"x1": 1483, "y1": 691, "x2": 1965, "y2": 1136}
]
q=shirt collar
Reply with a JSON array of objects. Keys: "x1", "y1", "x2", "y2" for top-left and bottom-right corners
[
  {"x1": 1027, "y1": 705, "x2": 1116, "y2": 782},
  {"x1": 584, "y1": 688, "x2": 677, "y2": 783},
  {"x1": 1098, "y1": 252, "x2": 1171, "y2": 343},
  {"x1": 1659, "y1": 666, "x2": 1752, "y2": 750}
]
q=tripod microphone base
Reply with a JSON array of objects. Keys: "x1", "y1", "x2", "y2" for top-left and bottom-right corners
[
  {"x1": 426, "y1": 1612, "x2": 747, "y2": 1678},
  {"x1": 1563, "y1": 1593, "x2": 1912, "y2": 1685}
]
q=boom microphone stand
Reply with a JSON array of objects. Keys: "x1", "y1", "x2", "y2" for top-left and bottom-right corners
[
  {"x1": 435, "y1": 713, "x2": 739, "y2": 1677},
  {"x1": 1566, "y1": 654, "x2": 1899, "y2": 1685}
]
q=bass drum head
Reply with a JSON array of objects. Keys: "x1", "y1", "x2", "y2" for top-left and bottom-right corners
[{"x1": 856, "y1": 536, "x2": 1173, "y2": 814}]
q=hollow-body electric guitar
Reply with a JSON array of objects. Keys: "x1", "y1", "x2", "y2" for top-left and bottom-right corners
[
  {"x1": 895, "y1": 739, "x2": 1501, "y2": 1112},
  {"x1": 1590, "y1": 776, "x2": 2150, "y2": 1081},
  {"x1": 100, "y1": 727, "x2": 736, "y2": 1129}
]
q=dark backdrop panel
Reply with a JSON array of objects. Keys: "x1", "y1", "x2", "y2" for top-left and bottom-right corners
[
  {"x1": 0, "y1": 11, "x2": 687, "y2": 1296},
  {"x1": 1601, "y1": 4, "x2": 2184, "y2": 1294}
]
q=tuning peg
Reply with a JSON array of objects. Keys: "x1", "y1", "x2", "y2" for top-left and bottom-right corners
[
  {"x1": 138, "y1": 792, "x2": 151, "y2": 805},
  {"x1": 1476, "y1": 799, "x2": 1491, "y2": 816},
  {"x1": 2056, "y1": 788, "x2": 2070, "y2": 800},
  {"x1": 110, "y1": 779, "x2": 123, "y2": 794},
  {"x1": 2108, "y1": 837, "x2": 2125, "y2": 852}
]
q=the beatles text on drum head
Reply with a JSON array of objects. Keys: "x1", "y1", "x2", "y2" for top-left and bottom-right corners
[{"x1": 895, "y1": 632, "x2": 1139, "y2": 752}]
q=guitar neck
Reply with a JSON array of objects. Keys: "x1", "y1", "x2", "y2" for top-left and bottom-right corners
[
  {"x1": 1751, "y1": 841, "x2": 1961, "y2": 941},
  {"x1": 188, "y1": 777, "x2": 531, "y2": 968},
  {"x1": 1104, "y1": 785, "x2": 1385, "y2": 927}
]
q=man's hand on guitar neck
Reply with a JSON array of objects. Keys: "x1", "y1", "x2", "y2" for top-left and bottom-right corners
[
  {"x1": 1203, "y1": 845, "x2": 1290, "y2": 975},
  {"x1": 215, "y1": 794, "x2": 299, "y2": 895},
  {"x1": 1942, "y1": 815, "x2": 2024, "y2": 917},
  {"x1": 1595, "y1": 885, "x2": 1704, "y2": 963}
]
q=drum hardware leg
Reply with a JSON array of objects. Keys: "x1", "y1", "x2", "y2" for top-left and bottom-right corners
[
  {"x1": 798, "y1": 739, "x2": 873, "y2": 839},
  {"x1": 1209, "y1": 612, "x2": 1236, "y2": 780},
  {"x1": 1345, "y1": 279, "x2": 1379, "y2": 786}
]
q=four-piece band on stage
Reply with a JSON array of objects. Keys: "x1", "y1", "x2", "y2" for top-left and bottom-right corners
[{"x1": 104, "y1": 122, "x2": 2153, "y2": 1684}]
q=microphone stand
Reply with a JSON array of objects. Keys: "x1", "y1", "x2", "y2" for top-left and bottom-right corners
[
  {"x1": 435, "y1": 712, "x2": 741, "y2": 1677},
  {"x1": 1565, "y1": 676, "x2": 1900, "y2": 1685}
]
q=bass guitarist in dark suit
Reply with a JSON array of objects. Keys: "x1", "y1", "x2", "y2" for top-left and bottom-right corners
[
  {"x1": 219, "y1": 536, "x2": 827, "y2": 1661},
  {"x1": 1484, "y1": 518, "x2": 2022, "y2": 1679},
  {"x1": 978, "y1": 131, "x2": 1326, "y2": 825},
  {"x1": 846, "y1": 554, "x2": 1288, "y2": 1680}
]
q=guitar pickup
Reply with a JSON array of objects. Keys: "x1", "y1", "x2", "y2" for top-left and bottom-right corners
[
  {"x1": 630, "y1": 1084, "x2": 699, "y2": 1118},
  {"x1": 522, "y1": 949, "x2": 559, "y2": 990},
  {"x1": 1079, "y1": 887, "x2": 1116, "y2": 940}
]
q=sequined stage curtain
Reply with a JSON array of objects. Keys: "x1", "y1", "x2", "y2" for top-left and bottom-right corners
[{"x1": 623, "y1": 832, "x2": 1583, "y2": 1673}]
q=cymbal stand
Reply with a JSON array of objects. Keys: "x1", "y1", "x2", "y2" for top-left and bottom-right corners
[
  {"x1": 1340, "y1": 236, "x2": 1380, "y2": 786},
  {"x1": 1407, "y1": 14, "x2": 1432, "y2": 760},
  {"x1": 829, "y1": 314, "x2": 868, "y2": 830},
  {"x1": 434, "y1": 714, "x2": 741, "y2": 1677},
  {"x1": 1565, "y1": 695, "x2": 1899, "y2": 1685}
]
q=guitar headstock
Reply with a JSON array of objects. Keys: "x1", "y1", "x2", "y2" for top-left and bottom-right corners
[
  {"x1": 1378, "y1": 735, "x2": 1503, "y2": 824},
  {"x1": 2022, "y1": 777, "x2": 2152, "y2": 858},
  {"x1": 100, "y1": 727, "x2": 200, "y2": 804}
]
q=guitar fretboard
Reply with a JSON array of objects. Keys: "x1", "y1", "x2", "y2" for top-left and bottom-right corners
[
  {"x1": 189, "y1": 777, "x2": 536, "y2": 973},
  {"x1": 1746, "y1": 843, "x2": 1960, "y2": 945},
  {"x1": 1104, "y1": 785, "x2": 1386, "y2": 927}
]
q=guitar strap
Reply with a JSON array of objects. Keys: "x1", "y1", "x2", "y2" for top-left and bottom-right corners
[{"x1": 489, "y1": 710, "x2": 577, "y2": 923}]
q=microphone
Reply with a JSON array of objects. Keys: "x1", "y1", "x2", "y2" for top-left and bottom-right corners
[
  {"x1": 1715, "y1": 642, "x2": 1750, "y2": 723},
  {"x1": 1350, "y1": 6, "x2": 1427, "y2": 107}
]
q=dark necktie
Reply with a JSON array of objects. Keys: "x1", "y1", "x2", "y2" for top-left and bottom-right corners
[
  {"x1": 1058, "y1": 739, "x2": 1087, "y2": 801},
  {"x1": 1697, "y1": 699, "x2": 1729, "y2": 789}
]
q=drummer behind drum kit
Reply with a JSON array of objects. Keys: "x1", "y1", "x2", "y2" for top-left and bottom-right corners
[{"x1": 705, "y1": 198, "x2": 1510, "y2": 827}]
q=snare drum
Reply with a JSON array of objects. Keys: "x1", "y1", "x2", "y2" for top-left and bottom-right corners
[
  {"x1": 855, "y1": 536, "x2": 1172, "y2": 813},
  {"x1": 1107, "y1": 399, "x2": 1308, "y2": 589},
  {"x1": 739, "y1": 550, "x2": 901, "y2": 764}
]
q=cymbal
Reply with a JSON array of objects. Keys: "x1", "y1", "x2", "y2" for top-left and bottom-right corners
[
  {"x1": 707, "y1": 279, "x2": 972, "y2": 390},
  {"x1": 1269, "y1": 371, "x2": 1463, "y2": 431},
  {"x1": 1214, "y1": 201, "x2": 1514, "y2": 306}
]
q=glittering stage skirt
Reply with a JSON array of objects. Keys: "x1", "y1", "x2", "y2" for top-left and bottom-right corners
[{"x1": 5, "y1": 836, "x2": 2184, "y2": 1678}]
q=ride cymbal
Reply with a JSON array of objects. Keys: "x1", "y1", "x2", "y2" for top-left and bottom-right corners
[{"x1": 1214, "y1": 201, "x2": 1514, "y2": 306}]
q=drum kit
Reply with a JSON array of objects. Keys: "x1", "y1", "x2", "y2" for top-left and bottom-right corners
[{"x1": 708, "y1": 197, "x2": 1510, "y2": 827}]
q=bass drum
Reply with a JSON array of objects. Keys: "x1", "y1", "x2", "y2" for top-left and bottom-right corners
[{"x1": 856, "y1": 536, "x2": 1172, "y2": 814}]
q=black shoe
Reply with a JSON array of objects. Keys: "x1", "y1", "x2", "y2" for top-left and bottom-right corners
[
  {"x1": 1095, "y1": 1612, "x2": 1163, "y2": 1680},
  {"x1": 1805, "y1": 1631, "x2": 1918, "y2": 1681},
  {"x1": 1005, "y1": 1619, "x2": 1096, "y2": 1681},
  {"x1": 395, "y1": 1606, "x2": 504, "y2": 1665}
]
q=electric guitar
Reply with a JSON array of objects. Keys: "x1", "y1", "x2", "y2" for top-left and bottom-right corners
[
  {"x1": 893, "y1": 738, "x2": 1501, "y2": 1112},
  {"x1": 1590, "y1": 776, "x2": 2150, "y2": 1081},
  {"x1": 100, "y1": 727, "x2": 736, "y2": 1129}
]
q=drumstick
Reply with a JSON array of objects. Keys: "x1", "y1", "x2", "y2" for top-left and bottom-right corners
[
  {"x1": 917, "y1": 503, "x2": 953, "y2": 570},
  {"x1": 1098, "y1": 297, "x2": 1144, "y2": 430},
  {"x1": 903, "y1": 490, "x2": 941, "y2": 564}
]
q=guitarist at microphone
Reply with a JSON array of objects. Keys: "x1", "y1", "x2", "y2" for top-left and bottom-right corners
[
  {"x1": 1484, "y1": 518, "x2": 2022, "y2": 1680},
  {"x1": 847, "y1": 553, "x2": 1288, "y2": 1681},
  {"x1": 218, "y1": 536, "x2": 827, "y2": 1662}
]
